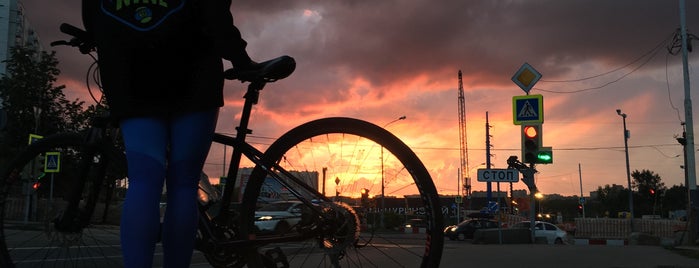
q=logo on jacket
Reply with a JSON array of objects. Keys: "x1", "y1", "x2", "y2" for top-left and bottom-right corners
[{"x1": 101, "y1": 0, "x2": 186, "y2": 31}]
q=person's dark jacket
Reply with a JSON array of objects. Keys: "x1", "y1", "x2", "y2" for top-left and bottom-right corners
[{"x1": 82, "y1": 0, "x2": 252, "y2": 119}]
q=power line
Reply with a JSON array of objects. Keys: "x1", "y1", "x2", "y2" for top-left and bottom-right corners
[
  {"x1": 534, "y1": 32, "x2": 675, "y2": 94},
  {"x1": 412, "y1": 143, "x2": 681, "y2": 152}
]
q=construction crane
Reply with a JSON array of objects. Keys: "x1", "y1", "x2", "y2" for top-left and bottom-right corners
[{"x1": 457, "y1": 71, "x2": 471, "y2": 199}]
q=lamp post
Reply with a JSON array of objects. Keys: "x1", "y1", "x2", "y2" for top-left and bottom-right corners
[
  {"x1": 335, "y1": 177, "x2": 340, "y2": 199},
  {"x1": 617, "y1": 109, "x2": 635, "y2": 231},
  {"x1": 381, "y1": 115, "x2": 406, "y2": 229},
  {"x1": 534, "y1": 192, "x2": 545, "y2": 220}
]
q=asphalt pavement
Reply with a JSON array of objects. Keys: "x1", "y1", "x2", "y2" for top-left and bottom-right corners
[
  {"x1": 439, "y1": 241, "x2": 699, "y2": 268},
  {"x1": 184, "y1": 238, "x2": 699, "y2": 268}
]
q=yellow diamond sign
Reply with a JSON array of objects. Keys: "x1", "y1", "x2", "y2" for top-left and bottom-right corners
[{"x1": 512, "y1": 63, "x2": 542, "y2": 94}]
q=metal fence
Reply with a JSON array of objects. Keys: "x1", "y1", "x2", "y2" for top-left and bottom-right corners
[
  {"x1": 574, "y1": 218, "x2": 687, "y2": 239},
  {"x1": 3, "y1": 197, "x2": 122, "y2": 224}
]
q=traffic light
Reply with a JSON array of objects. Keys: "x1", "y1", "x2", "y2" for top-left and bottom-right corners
[
  {"x1": 360, "y1": 188, "x2": 369, "y2": 207},
  {"x1": 32, "y1": 181, "x2": 41, "y2": 191},
  {"x1": 521, "y1": 125, "x2": 542, "y2": 164},
  {"x1": 649, "y1": 188, "x2": 655, "y2": 196},
  {"x1": 537, "y1": 147, "x2": 553, "y2": 164},
  {"x1": 31, "y1": 172, "x2": 47, "y2": 191}
]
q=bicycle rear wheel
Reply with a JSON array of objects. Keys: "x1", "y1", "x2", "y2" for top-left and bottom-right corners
[
  {"x1": 0, "y1": 133, "x2": 126, "y2": 267},
  {"x1": 242, "y1": 117, "x2": 443, "y2": 268}
]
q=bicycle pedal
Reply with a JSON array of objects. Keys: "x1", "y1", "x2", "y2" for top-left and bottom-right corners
[{"x1": 261, "y1": 247, "x2": 289, "y2": 268}]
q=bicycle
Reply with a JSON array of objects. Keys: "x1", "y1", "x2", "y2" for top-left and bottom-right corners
[{"x1": 0, "y1": 23, "x2": 444, "y2": 268}]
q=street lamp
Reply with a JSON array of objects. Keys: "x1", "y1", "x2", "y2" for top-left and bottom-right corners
[
  {"x1": 381, "y1": 115, "x2": 406, "y2": 229},
  {"x1": 534, "y1": 192, "x2": 544, "y2": 216},
  {"x1": 335, "y1": 176, "x2": 340, "y2": 199},
  {"x1": 617, "y1": 109, "x2": 635, "y2": 231}
]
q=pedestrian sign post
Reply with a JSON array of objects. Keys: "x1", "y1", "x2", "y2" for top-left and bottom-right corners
[
  {"x1": 513, "y1": 94, "x2": 544, "y2": 125},
  {"x1": 44, "y1": 152, "x2": 61, "y2": 173}
]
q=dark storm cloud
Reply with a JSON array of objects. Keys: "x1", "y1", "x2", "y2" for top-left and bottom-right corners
[
  {"x1": 14, "y1": 0, "x2": 699, "y2": 194},
  {"x1": 231, "y1": 0, "x2": 696, "y2": 87},
  {"x1": 21, "y1": 1, "x2": 698, "y2": 92}
]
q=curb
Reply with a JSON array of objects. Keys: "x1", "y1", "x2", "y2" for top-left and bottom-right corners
[{"x1": 574, "y1": 238, "x2": 628, "y2": 246}]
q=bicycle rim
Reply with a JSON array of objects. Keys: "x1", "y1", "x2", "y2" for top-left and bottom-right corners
[
  {"x1": 0, "y1": 133, "x2": 126, "y2": 267},
  {"x1": 242, "y1": 117, "x2": 443, "y2": 268}
]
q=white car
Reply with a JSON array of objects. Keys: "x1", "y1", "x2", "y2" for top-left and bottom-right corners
[
  {"x1": 512, "y1": 221, "x2": 568, "y2": 244},
  {"x1": 254, "y1": 201, "x2": 308, "y2": 234}
]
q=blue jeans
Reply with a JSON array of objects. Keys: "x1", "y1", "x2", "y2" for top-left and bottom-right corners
[{"x1": 119, "y1": 109, "x2": 218, "y2": 268}]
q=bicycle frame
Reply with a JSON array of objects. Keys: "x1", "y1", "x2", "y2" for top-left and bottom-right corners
[{"x1": 199, "y1": 80, "x2": 333, "y2": 248}]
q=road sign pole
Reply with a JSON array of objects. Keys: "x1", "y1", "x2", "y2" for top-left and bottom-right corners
[
  {"x1": 50, "y1": 173, "x2": 54, "y2": 204},
  {"x1": 497, "y1": 181, "x2": 503, "y2": 244}
]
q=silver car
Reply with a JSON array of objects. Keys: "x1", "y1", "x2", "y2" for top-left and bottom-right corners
[
  {"x1": 512, "y1": 221, "x2": 568, "y2": 244},
  {"x1": 254, "y1": 201, "x2": 308, "y2": 234}
]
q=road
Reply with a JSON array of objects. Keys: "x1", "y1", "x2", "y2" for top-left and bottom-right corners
[
  {"x1": 5, "y1": 227, "x2": 699, "y2": 267},
  {"x1": 193, "y1": 237, "x2": 699, "y2": 268},
  {"x1": 439, "y1": 240, "x2": 699, "y2": 268}
]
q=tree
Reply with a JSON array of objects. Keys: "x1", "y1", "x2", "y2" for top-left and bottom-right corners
[
  {"x1": 0, "y1": 46, "x2": 92, "y2": 170},
  {"x1": 631, "y1": 169, "x2": 666, "y2": 216},
  {"x1": 594, "y1": 184, "x2": 629, "y2": 218},
  {"x1": 662, "y1": 184, "x2": 688, "y2": 218}
]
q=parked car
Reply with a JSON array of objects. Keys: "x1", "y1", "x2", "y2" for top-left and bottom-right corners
[
  {"x1": 511, "y1": 221, "x2": 568, "y2": 244},
  {"x1": 444, "y1": 219, "x2": 499, "y2": 241},
  {"x1": 254, "y1": 201, "x2": 309, "y2": 234}
]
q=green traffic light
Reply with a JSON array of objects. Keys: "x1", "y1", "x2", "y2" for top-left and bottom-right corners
[
  {"x1": 537, "y1": 153, "x2": 551, "y2": 161},
  {"x1": 536, "y1": 150, "x2": 553, "y2": 164}
]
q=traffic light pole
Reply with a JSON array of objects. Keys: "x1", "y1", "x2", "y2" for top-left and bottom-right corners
[{"x1": 507, "y1": 156, "x2": 538, "y2": 243}]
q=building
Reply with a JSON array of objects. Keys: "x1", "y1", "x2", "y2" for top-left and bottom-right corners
[
  {"x1": 224, "y1": 167, "x2": 320, "y2": 203},
  {"x1": 1, "y1": 0, "x2": 42, "y2": 135},
  {"x1": 1, "y1": 0, "x2": 42, "y2": 76}
]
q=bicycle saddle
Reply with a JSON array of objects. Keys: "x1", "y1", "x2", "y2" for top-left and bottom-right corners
[{"x1": 225, "y1": 56, "x2": 296, "y2": 83}]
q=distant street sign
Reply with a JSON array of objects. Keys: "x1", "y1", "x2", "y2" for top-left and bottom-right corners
[
  {"x1": 487, "y1": 201, "x2": 499, "y2": 213},
  {"x1": 477, "y1": 169, "x2": 519, "y2": 183},
  {"x1": 513, "y1": 94, "x2": 544, "y2": 125},
  {"x1": 28, "y1": 134, "x2": 43, "y2": 145},
  {"x1": 44, "y1": 152, "x2": 61, "y2": 173},
  {"x1": 512, "y1": 62, "x2": 542, "y2": 94}
]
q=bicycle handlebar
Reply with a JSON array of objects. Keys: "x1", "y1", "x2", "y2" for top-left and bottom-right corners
[
  {"x1": 51, "y1": 23, "x2": 95, "y2": 54},
  {"x1": 53, "y1": 23, "x2": 296, "y2": 83}
]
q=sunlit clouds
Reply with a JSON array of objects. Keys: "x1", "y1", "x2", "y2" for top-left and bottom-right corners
[{"x1": 19, "y1": 0, "x2": 699, "y2": 197}]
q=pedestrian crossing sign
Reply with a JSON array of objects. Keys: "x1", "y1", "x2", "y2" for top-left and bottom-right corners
[
  {"x1": 513, "y1": 94, "x2": 544, "y2": 125},
  {"x1": 44, "y1": 152, "x2": 61, "y2": 173}
]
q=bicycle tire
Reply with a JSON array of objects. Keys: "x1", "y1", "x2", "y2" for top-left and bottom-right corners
[
  {"x1": 241, "y1": 117, "x2": 443, "y2": 268},
  {"x1": 0, "y1": 132, "x2": 126, "y2": 267}
]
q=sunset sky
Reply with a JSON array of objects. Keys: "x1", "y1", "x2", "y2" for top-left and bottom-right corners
[{"x1": 19, "y1": 0, "x2": 699, "y2": 197}]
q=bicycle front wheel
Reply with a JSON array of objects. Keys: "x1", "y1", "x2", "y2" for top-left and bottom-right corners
[
  {"x1": 242, "y1": 117, "x2": 443, "y2": 268},
  {"x1": 0, "y1": 133, "x2": 127, "y2": 267}
]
